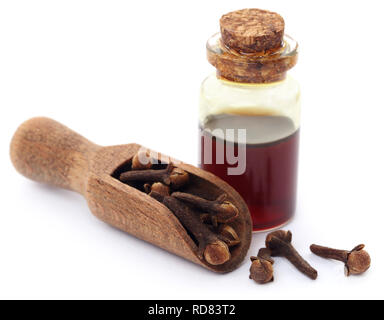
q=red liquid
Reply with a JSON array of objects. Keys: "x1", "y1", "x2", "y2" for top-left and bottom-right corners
[{"x1": 200, "y1": 114, "x2": 299, "y2": 231}]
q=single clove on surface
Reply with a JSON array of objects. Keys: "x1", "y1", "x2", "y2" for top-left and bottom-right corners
[
  {"x1": 172, "y1": 192, "x2": 239, "y2": 223},
  {"x1": 249, "y1": 248, "x2": 274, "y2": 284},
  {"x1": 310, "y1": 244, "x2": 371, "y2": 276},
  {"x1": 266, "y1": 230, "x2": 318, "y2": 280},
  {"x1": 151, "y1": 191, "x2": 231, "y2": 266},
  {"x1": 120, "y1": 163, "x2": 189, "y2": 189}
]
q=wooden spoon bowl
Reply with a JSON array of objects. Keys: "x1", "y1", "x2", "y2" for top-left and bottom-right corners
[{"x1": 10, "y1": 117, "x2": 252, "y2": 273}]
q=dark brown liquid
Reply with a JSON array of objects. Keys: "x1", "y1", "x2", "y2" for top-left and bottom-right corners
[{"x1": 199, "y1": 114, "x2": 299, "y2": 231}]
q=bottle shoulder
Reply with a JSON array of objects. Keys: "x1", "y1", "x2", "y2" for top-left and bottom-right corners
[
  {"x1": 201, "y1": 74, "x2": 300, "y2": 101},
  {"x1": 199, "y1": 74, "x2": 301, "y2": 127}
]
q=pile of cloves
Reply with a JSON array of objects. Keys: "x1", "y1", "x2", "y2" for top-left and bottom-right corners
[
  {"x1": 119, "y1": 151, "x2": 241, "y2": 266},
  {"x1": 250, "y1": 230, "x2": 371, "y2": 284}
]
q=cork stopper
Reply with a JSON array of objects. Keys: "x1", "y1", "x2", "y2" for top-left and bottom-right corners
[
  {"x1": 207, "y1": 8, "x2": 298, "y2": 83},
  {"x1": 220, "y1": 8, "x2": 285, "y2": 54}
]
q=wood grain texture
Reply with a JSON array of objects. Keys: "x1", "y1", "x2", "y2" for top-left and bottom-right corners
[
  {"x1": 10, "y1": 117, "x2": 252, "y2": 273},
  {"x1": 10, "y1": 117, "x2": 101, "y2": 194}
]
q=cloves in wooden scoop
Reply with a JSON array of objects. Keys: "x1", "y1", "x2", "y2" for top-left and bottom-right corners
[
  {"x1": 151, "y1": 192, "x2": 231, "y2": 266},
  {"x1": 10, "y1": 117, "x2": 253, "y2": 274}
]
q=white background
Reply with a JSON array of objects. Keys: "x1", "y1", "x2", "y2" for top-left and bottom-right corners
[{"x1": 1, "y1": 0, "x2": 383, "y2": 300}]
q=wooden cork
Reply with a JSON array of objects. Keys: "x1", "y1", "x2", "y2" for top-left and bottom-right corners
[
  {"x1": 220, "y1": 8, "x2": 285, "y2": 53},
  {"x1": 207, "y1": 8, "x2": 297, "y2": 83}
]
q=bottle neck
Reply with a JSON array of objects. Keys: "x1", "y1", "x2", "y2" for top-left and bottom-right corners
[
  {"x1": 207, "y1": 33, "x2": 298, "y2": 85},
  {"x1": 215, "y1": 70, "x2": 288, "y2": 85}
]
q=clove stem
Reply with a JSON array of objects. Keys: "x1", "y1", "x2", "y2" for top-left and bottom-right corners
[
  {"x1": 172, "y1": 192, "x2": 239, "y2": 223},
  {"x1": 120, "y1": 163, "x2": 173, "y2": 185},
  {"x1": 266, "y1": 230, "x2": 318, "y2": 280},
  {"x1": 310, "y1": 244, "x2": 348, "y2": 262},
  {"x1": 120, "y1": 163, "x2": 189, "y2": 189},
  {"x1": 273, "y1": 237, "x2": 317, "y2": 280}
]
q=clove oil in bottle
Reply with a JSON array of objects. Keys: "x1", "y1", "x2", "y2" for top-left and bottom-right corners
[{"x1": 199, "y1": 9, "x2": 301, "y2": 231}]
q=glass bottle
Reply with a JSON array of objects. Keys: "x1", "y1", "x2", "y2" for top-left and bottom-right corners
[{"x1": 199, "y1": 9, "x2": 301, "y2": 231}]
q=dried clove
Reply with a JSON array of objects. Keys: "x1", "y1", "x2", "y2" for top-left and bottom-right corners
[
  {"x1": 172, "y1": 192, "x2": 239, "y2": 223},
  {"x1": 120, "y1": 163, "x2": 189, "y2": 189},
  {"x1": 151, "y1": 191, "x2": 231, "y2": 266},
  {"x1": 218, "y1": 225, "x2": 240, "y2": 247},
  {"x1": 168, "y1": 167, "x2": 189, "y2": 189},
  {"x1": 310, "y1": 244, "x2": 371, "y2": 276},
  {"x1": 266, "y1": 230, "x2": 318, "y2": 280},
  {"x1": 249, "y1": 248, "x2": 274, "y2": 284},
  {"x1": 144, "y1": 182, "x2": 170, "y2": 197},
  {"x1": 131, "y1": 150, "x2": 153, "y2": 170},
  {"x1": 203, "y1": 241, "x2": 231, "y2": 266}
]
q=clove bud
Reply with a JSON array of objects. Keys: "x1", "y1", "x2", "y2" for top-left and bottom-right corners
[
  {"x1": 310, "y1": 244, "x2": 371, "y2": 276},
  {"x1": 266, "y1": 230, "x2": 318, "y2": 280},
  {"x1": 249, "y1": 248, "x2": 274, "y2": 284},
  {"x1": 168, "y1": 167, "x2": 189, "y2": 189},
  {"x1": 144, "y1": 182, "x2": 170, "y2": 197},
  {"x1": 131, "y1": 150, "x2": 153, "y2": 170},
  {"x1": 218, "y1": 225, "x2": 240, "y2": 247},
  {"x1": 204, "y1": 240, "x2": 231, "y2": 266}
]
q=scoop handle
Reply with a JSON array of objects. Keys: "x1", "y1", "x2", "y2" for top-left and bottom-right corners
[{"x1": 10, "y1": 117, "x2": 100, "y2": 194}]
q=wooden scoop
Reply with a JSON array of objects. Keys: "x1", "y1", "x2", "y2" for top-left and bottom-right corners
[{"x1": 10, "y1": 117, "x2": 252, "y2": 273}]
